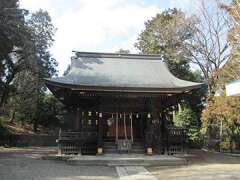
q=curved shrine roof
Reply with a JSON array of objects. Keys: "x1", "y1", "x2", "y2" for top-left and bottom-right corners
[{"x1": 45, "y1": 51, "x2": 203, "y2": 93}]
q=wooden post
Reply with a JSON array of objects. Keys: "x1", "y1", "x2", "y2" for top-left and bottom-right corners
[
  {"x1": 76, "y1": 108, "x2": 80, "y2": 130},
  {"x1": 146, "y1": 113, "x2": 153, "y2": 155},
  {"x1": 130, "y1": 113, "x2": 133, "y2": 143},
  {"x1": 116, "y1": 112, "x2": 118, "y2": 142},
  {"x1": 76, "y1": 108, "x2": 82, "y2": 155},
  {"x1": 123, "y1": 112, "x2": 127, "y2": 140},
  {"x1": 139, "y1": 114, "x2": 144, "y2": 139},
  {"x1": 97, "y1": 112, "x2": 103, "y2": 155},
  {"x1": 220, "y1": 118, "x2": 223, "y2": 152},
  {"x1": 57, "y1": 128, "x2": 62, "y2": 155}
]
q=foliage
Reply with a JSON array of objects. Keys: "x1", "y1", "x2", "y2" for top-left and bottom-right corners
[
  {"x1": 219, "y1": 0, "x2": 240, "y2": 84},
  {"x1": 174, "y1": 107, "x2": 196, "y2": 127},
  {"x1": 0, "y1": 0, "x2": 30, "y2": 107},
  {"x1": 183, "y1": 70, "x2": 207, "y2": 125},
  {"x1": 0, "y1": 6, "x2": 58, "y2": 132},
  {"x1": 135, "y1": 9, "x2": 207, "y2": 124},
  {"x1": 0, "y1": 2, "x2": 57, "y2": 110},
  {"x1": 115, "y1": 49, "x2": 130, "y2": 54},
  {"x1": 8, "y1": 70, "x2": 38, "y2": 123},
  {"x1": 25, "y1": 10, "x2": 57, "y2": 131},
  {"x1": 9, "y1": 76, "x2": 65, "y2": 129},
  {"x1": 38, "y1": 94, "x2": 65, "y2": 128},
  {"x1": 200, "y1": 0, "x2": 240, "y2": 151},
  {"x1": 174, "y1": 107, "x2": 201, "y2": 143},
  {"x1": 135, "y1": 8, "x2": 197, "y2": 80},
  {"x1": 187, "y1": 0, "x2": 231, "y2": 100},
  {"x1": 201, "y1": 92, "x2": 240, "y2": 150},
  {"x1": 26, "y1": 9, "x2": 57, "y2": 78}
]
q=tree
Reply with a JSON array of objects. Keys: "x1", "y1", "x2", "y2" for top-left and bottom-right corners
[
  {"x1": 38, "y1": 94, "x2": 65, "y2": 128},
  {"x1": 8, "y1": 10, "x2": 57, "y2": 131},
  {"x1": 135, "y1": 8, "x2": 198, "y2": 80},
  {"x1": 202, "y1": 93, "x2": 240, "y2": 151},
  {"x1": 22, "y1": 10, "x2": 57, "y2": 131},
  {"x1": 219, "y1": 0, "x2": 240, "y2": 83},
  {"x1": 26, "y1": 9, "x2": 57, "y2": 78},
  {"x1": 135, "y1": 8, "x2": 207, "y2": 123},
  {"x1": 0, "y1": 0, "x2": 30, "y2": 108},
  {"x1": 115, "y1": 49, "x2": 130, "y2": 54},
  {"x1": 174, "y1": 106, "x2": 201, "y2": 144},
  {"x1": 183, "y1": 70, "x2": 207, "y2": 125},
  {"x1": 8, "y1": 70, "x2": 38, "y2": 124},
  {"x1": 187, "y1": 0, "x2": 231, "y2": 100},
  {"x1": 201, "y1": 0, "x2": 240, "y2": 151}
]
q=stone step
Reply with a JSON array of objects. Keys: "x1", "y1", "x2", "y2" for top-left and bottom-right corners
[
  {"x1": 103, "y1": 140, "x2": 145, "y2": 154},
  {"x1": 103, "y1": 145, "x2": 117, "y2": 148},
  {"x1": 109, "y1": 163, "x2": 150, "y2": 166},
  {"x1": 132, "y1": 145, "x2": 144, "y2": 148},
  {"x1": 67, "y1": 155, "x2": 187, "y2": 166}
]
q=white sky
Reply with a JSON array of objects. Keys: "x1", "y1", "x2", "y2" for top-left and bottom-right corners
[{"x1": 19, "y1": 0, "x2": 226, "y2": 75}]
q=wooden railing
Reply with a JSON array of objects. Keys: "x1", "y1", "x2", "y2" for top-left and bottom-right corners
[
  {"x1": 166, "y1": 126, "x2": 187, "y2": 154},
  {"x1": 151, "y1": 126, "x2": 187, "y2": 155},
  {"x1": 57, "y1": 130, "x2": 97, "y2": 155},
  {"x1": 57, "y1": 127, "x2": 187, "y2": 155}
]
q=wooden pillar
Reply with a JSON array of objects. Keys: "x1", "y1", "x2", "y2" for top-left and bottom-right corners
[
  {"x1": 138, "y1": 114, "x2": 143, "y2": 138},
  {"x1": 161, "y1": 110, "x2": 168, "y2": 155},
  {"x1": 75, "y1": 108, "x2": 82, "y2": 155},
  {"x1": 57, "y1": 128, "x2": 62, "y2": 155},
  {"x1": 97, "y1": 112, "x2": 103, "y2": 155},
  {"x1": 146, "y1": 113, "x2": 153, "y2": 155},
  {"x1": 76, "y1": 107, "x2": 80, "y2": 130}
]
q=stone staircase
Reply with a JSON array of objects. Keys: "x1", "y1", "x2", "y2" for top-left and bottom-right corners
[{"x1": 103, "y1": 138, "x2": 145, "y2": 154}]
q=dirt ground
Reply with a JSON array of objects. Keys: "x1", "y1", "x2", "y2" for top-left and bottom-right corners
[
  {"x1": 148, "y1": 149, "x2": 240, "y2": 180},
  {"x1": 0, "y1": 147, "x2": 240, "y2": 180}
]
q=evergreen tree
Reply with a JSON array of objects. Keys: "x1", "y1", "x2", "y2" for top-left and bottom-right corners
[
  {"x1": 0, "y1": 0, "x2": 30, "y2": 108},
  {"x1": 135, "y1": 8, "x2": 198, "y2": 80}
]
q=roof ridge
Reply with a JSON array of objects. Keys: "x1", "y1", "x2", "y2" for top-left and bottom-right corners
[{"x1": 72, "y1": 51, "x2": 164, "y2": 60}]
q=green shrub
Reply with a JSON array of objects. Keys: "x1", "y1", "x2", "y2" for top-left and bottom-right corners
[{"x1": 174, "y1": 107, "x2": 201, "y2": 145}]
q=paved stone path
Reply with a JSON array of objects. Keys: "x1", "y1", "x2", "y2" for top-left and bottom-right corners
[{"x1": 116, "y1": 166, "x2": 157, "y2": 180}]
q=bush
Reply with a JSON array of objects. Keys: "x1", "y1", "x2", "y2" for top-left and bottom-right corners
[
  {"x1": 174, "y1": 107, "x2": 201, "y2": 146},
  {"x1": 38, "y1": 94, "x2": 65, "y2": 128}
]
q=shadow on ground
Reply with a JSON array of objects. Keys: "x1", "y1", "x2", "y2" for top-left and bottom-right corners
[
  {"x1": 0, "y1": 147, "x2": 118, "y2": 180},
  {"x1": 0, "y1": 147, "x2": 240, "y2": 180},
  {"x1": 148, "y1": 149, "x2": 240, "y2": 180}
]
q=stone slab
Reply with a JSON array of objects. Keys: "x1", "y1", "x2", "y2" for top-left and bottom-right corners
[
  {"x1": 116, "y1": 166, "x2": 157, "y2": 180},
  {"x1": 66, "y1": 154, "x2": 187, "y2": 166}
]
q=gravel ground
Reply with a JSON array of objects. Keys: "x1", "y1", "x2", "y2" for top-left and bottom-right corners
[
  {"x1": 0, "y1": 147, "x2": 240, "y2": 180},
  {"x1": 0, "y1": 147, "x2": 118, "y2": 180},
  {"x1": 148, "y1": 149, "x2": 240, "y2": 180}
]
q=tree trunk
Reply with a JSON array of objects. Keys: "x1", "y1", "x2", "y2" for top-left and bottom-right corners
[
  {"x1": 0, "y1": 70, "x2": 17, "y2": 108},
  {"x1": 33, "y1": 118, "x2": 38, "y2": 132},
  {"x1": 10, "y1": 110, "x2": 15, "y2": 123},
  {"x1": 0, "y1": 88, "x2": 9, "y2": 110}
]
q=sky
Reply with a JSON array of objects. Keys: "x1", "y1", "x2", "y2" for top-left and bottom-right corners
[{"x1": 19, "y1": 0, "x2": 218, "y2": 75}]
